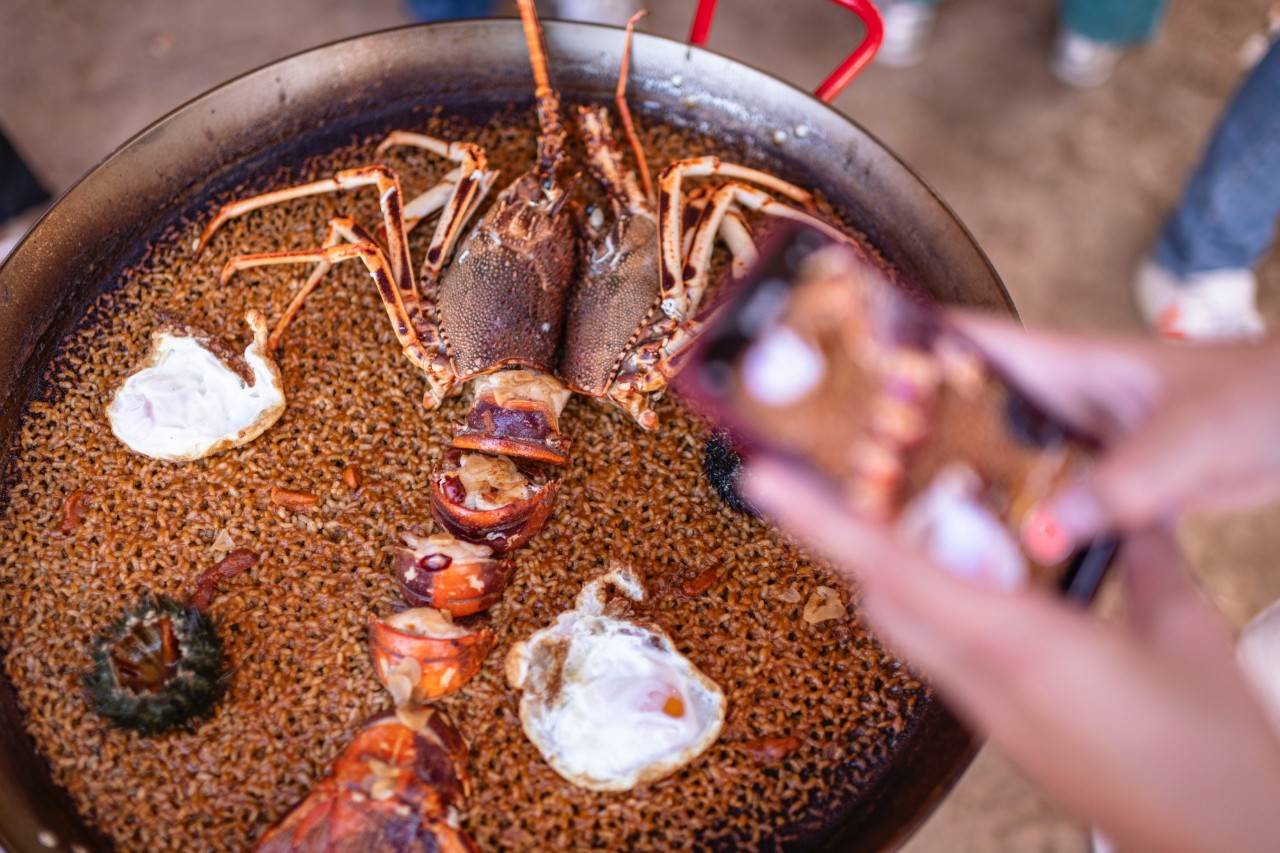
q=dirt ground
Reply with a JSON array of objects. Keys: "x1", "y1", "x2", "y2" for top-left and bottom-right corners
[{"x1": 1, "y1": 1, "x2": 1278, "y2": 850}]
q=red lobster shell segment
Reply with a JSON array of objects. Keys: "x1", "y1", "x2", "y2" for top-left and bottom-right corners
[
  {"x1": 255, "y1": 710, "x2": 476, "y2": 853},
  {"x1": 451, "y1": 369, "x2": 572, "y2": 466},
  {"x1": 393, "y1": 533, "x2": 515, "y2": 618},
  {"x1": 429, "y1": 450, "x2": 559, "y2": 554},
  {"x1": 369, "y1": 608, "x2": 495, "y2": 704}
]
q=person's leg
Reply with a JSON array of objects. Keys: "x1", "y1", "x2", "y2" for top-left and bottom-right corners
[
  {"x1": 0, "y1": 127, "x2": 49, "y2": 221},
  {"x1": 1137, "y1": 40, "x2": 1280, "y2": 340},
  {"x1": 879, "y1": 0, "x2": 945, "y2": 68},
  {"x1": 1155, "y1": 41, "x2": 1280, "y2": 276},
  {"x1": 1051, "y1": 0, "x2": 1167, "y2": 87},
  {"x1": 549, "y1": 0, "x2": 641, "y2": 26},
  {"x1": 404, "y1": 0, "x2": 495, "y2": 23},
  {"x1": 0, "y1": 125, "x2": 51, "y2": 263},
  {"x1": 1060, "y1": 0, "x2": 1166, "y2": 45}
]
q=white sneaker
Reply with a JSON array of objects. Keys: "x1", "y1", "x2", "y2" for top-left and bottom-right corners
[
  {"x1": 548, "y1": 0, "x2": 639, "y2": 26},
  {"x1": 877, "y1": 1, "x2": 937, "y2": 68},
  {"x1": 1135, "y1": 259, "x2": 1266, "y2": 342},
  {"x1": 1050, "y1": 29, "x2": 1121, "y2": 88}
]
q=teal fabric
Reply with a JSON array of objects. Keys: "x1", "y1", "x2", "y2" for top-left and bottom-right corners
[
  {"x1": 1061, "y1": 0, "x2": 1167, "y2": 44},
  {"x1": 895, "y1": 0, "x2": 1167, "y2": 45}
]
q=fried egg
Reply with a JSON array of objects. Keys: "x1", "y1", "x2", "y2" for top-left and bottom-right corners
[
  {"x1": 106, "y1": 311, "x2": 286, "y2": 462},
  {"x1": 505, "y1": 564, "x2": 726, "y2": 792}
]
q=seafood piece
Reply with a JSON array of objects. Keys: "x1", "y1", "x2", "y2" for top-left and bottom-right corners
[
  {"x1": 85, "y1": 597, "x2": 224, "y2": 734},
  {"x1": 202, "y1": 0, "x2": 577, "y2": 466},
  {"x1": 202, "y1": 0, "x2": 573, "y2": 550},
  {"x1": 429, "y1": 450, "x2": 558, "y2": 553},
  {"x1": 369, "y1": 607, "x2": 494, "y2": 704},
  {"x1": 418, "y1": 0, "x2": 579, "y2": 464},
  {"x1": 330, "y1": 709, "x2": 470, "y2": 812},
  {"x1": 393, "y1": 532, "x2": 514, "y2": 618},
  {"x1": 106, "y1": 311, "x2": 285, "y2": 462},
  {"x1": 506, "y1": 564, "x2": 726, "y2": 792},
  {"x1": 85, "y1": 549, "x2": 258, "y2": 733},
  {"x1": 451, "y1": 370, "x2": 572, "y2": 466},
  {"x1": 256, "y1": 709, "x2": 476, "y2": 853},
  {"x1": 564, "y1": 14, "x2": 853, "y2": 429}
]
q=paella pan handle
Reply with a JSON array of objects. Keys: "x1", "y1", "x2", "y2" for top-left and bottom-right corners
[{"x1": 687, "y1": 0, "x2": 885, "y2": 103}]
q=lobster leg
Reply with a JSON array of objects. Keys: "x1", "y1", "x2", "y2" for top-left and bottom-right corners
[
  {"x1": 726, "y1": 184, "x2": 854, "y2": 244},
  {"x1": 719, "y1": 208, "x2": 756, "y2": 278},
  {"x1": 679, "y1": 188, "x2": 754, "y2": 274},
  {"x1": 202, "y1": 164, "x2": 463, "y2": 406},
  {"x1": 608, "y1": 175, "x2": 852, "y2": 427},
  {"x1": 373, "y1": 133, "x2": 498, "y2": 283},
  {"x1": 403, "y1": 166, "x2": 464, "y2": 232},
  {"x1": 603, "y1": 206, "x2": 761, "y2": 429},
  {"x1": 687, "y1": 181, "x2": 850, "y2": 299},
  {"x1": 680, "y1": 180, "x2": 853, "y2": 321},
  {"x1": 628, "y1": 183, "x2": 853, "y2": 409},
  {"x1": 196, "y1": 165, "x2": 416, "y2": 296},
  {"x1": 606, "y1": 318, "x2": 701, "y2": 429},
  {"x1": 680, "y1": 186, "x2": 716, "y2": 259},
  {"x1": 681, "y1": 184, "x2": 762, "y2": 306},
  {"x1": 656, "y1": 156, "x2": 814, "y2": 322},
  {"x1": 219, "y1": 243, "x2": 457, "y2": 401},
  {"x1": 268, "y1": 216, "x2": 378, "y2": 353},
  {"x1": 272, "y1": 171, "x2": 469, "y2": 352}
]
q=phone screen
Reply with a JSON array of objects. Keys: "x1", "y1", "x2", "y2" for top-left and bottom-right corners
[{"x1": 680, "y1": 225, "x2": 1117, "y2": 598}]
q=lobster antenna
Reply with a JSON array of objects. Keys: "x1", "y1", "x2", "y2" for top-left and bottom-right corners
[
  {"x1": 517, "y1": 0, "x2": 567, "y2": 180},
  {"x1": 616, "y1": 10, "x2": 654, "y2": 205}
]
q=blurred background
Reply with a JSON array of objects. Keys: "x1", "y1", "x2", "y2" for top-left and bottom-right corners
[{"x1": 2, "y1": 0, "x2": 1278, "y2": 849}]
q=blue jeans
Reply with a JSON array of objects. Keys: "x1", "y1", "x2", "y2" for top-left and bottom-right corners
[
  {"x1": 901, "y1": 0, "x2": 1165, "y2": 44},
  {"x1": 406, "y1": 0, "x2": 495, "y2": 22},
  {"x1": 1154, "y1": 39, "x2": 1280, "y2": 276},
  {"x1": 0, "y1": 126, "x2": 48, "y2": 221}
]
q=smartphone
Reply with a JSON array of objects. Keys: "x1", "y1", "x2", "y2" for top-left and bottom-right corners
[{"x1": 679, "y1": 225, "x2": 1118, "y2": 601}]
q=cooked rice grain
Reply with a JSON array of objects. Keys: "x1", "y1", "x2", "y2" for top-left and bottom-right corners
[{"x1": 0, "y1": 111, "x2": 924, "y2": 851}]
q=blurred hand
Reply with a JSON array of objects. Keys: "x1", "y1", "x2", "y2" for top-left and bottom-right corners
[
  {"x1": 951, "y1": 316, "x2": 1280, "y2": 546},
  {"x1": 744, "y1": 460, "x2": 1280, "y2": 853}
]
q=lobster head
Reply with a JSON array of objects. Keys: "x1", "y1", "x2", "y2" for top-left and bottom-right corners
[{"x1": 439, "y1": 174, "x2": 578, "y2": 386}]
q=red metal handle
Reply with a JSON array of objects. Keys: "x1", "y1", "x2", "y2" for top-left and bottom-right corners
[{"x1": 688, "y1": 0, "x2": 884, "y2": 103}]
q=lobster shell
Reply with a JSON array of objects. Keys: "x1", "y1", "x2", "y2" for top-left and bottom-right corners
[
  {"x1": 439, "y1": 174, "x2": 578, "y2": 382},
  {"x1": 369, "y1": 610, "x2": 494, "y2": 702},
  {"x1": 560, "y1": 211, "x2": 661, "y2": 397},
  {"x1": 452, "y1": 392, "x2": 571, "y2": 466},
  {"x1": 393, "y1": 537, "x2": 515, "y2": 618},
  {"x1": 428, "y1": 451, "x2": 559, "y2": 554},
  {"x1": 255, "y1": 711, "x2": 476, "y2": 852}
]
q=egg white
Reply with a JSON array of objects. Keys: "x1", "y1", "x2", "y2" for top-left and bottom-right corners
[
  {"x1": 506, "y1": 565, "x2": 727, "y2": 792},
  {"x1": 106, "y1": 310, "x2": 286, "y2": 462}
]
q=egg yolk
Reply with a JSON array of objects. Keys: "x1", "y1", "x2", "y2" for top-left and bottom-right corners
[{"x1": 662, "y1": 694, "x2": 685, "y2": 718}]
